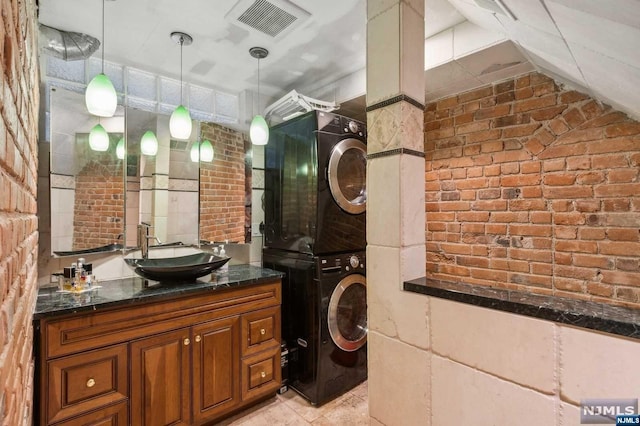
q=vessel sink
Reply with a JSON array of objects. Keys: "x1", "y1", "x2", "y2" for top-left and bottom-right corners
[{"x1": 124, "y1": 252, "x2": 231, "y2": 282}]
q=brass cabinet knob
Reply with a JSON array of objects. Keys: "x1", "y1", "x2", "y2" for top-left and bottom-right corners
[
  {"x1": 86, "y1": 378, "x2": 96, "y2": 388},
  {"x1": 184, "y1": 338, "x2": 190, "y2": 346},
  {"x1": 260, "y1": 371, "x2": 266, "y2": 378},
  {"x1": 195, "y1": 335, "x2": 201, "y2": 343},
  {"x1": 260, "y1": 328, "x2": 266, "y2": 335}
]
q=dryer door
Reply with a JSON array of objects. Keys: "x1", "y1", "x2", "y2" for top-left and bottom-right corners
[
  {"x1": 327, "y1": 138, "x2": 367, "y2": 214},
  {"x1": 328, "y1": 274, "x2": 367, "y2": 352}
]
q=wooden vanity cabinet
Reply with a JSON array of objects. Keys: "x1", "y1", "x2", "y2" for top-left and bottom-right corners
[{"x1": 35, "y1": 280, "x2": 281, "y2": 426}]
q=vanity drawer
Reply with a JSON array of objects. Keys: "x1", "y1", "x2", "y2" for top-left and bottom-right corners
[
  {"x1": 47, "y1": 344, "x2": 128, "y2": 424},
  {"x1": 241, "y1": 346, "x2": 281, "y2": 401},
  {"x1": 241, "y1": 306, "x2": 280, "y2": 356},
  {"x1": 53, "y1": 401, "x2": 128, "y2": 426}
]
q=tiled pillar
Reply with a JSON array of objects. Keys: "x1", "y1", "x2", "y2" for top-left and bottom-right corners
[
  {"x1": 366, "y1": 1, "x2": 430, "y2": 425},
  {"x1": 152, "y1": 115, "x2": 171, "y2": 243}
]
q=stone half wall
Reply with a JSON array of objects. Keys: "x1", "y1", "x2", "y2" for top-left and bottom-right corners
[
  {"x1": 199, "y1": 122, "x2": 246, "y2": 243},
  {"x1": 424, "y1": 72, "x2": 640, "y2": 308},
  {"x1": 0, "y1": 0, "x2": 40, "y2": 423}
]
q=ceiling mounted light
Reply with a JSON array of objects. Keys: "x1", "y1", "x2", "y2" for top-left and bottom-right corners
[
  {"x1": 169, "y1": 32, "x2": 193, "y2": 140},
  {"x1": 116, "y1": 137, "x2": 125, "y2": 159},
  {"x1": 89, "y1": 123, "x2": 109, "y2": 151},
  {"x1": 85, "y1": 0, "x2": 117, "y2": 117},
  {"x1": 140, "y1": 130, "x2": 158, "y2": 156},
  {"x1": 249, "y1": 46, "x2": 269, "y2": 146}
]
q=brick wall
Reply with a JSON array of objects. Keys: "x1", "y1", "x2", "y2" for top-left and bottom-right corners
[
  {"x1": 199, "y1": 122, "x2": 246, "y2": 243},
  {"x1": 73, "y1": 155, "x2": 125, "y2": 250},
  {"x1": 0, "y1": 0, "x2": 40, "y2": 423},
  {"x1": 425, "y1": 72, "x2": 640, "y2": 308}
]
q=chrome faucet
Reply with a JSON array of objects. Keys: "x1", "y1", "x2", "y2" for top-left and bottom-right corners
[{"x1": 137, "y1": 222, "x2": 156, "y2": 259}]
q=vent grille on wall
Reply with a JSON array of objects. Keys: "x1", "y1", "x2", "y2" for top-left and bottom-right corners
[
  {"x1": 170, "y1": 140, "x2": 189, "y2": 151},
  {"x1": 226, "y1": 0, "x2": 310, "y2": 39}
]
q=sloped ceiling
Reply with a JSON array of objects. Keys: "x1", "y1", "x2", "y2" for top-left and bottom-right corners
[{"x1": 444, "y1": 0, "x2": 640, "y2": 120}]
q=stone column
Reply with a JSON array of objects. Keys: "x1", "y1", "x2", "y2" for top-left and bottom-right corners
[{"x1": 366, "y1": 1, "x2": 430, "y2": 425}]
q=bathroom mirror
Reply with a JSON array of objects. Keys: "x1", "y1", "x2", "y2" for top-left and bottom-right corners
[
  {"x1": 50, "y1": 87, "x2": 252, "y2": 256},
  {"x1": 49, "y1": 87, "x2": 125, "y2": 255}
]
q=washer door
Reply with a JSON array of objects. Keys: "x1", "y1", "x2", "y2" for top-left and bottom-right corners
[
  {"x1": 328, "y1": 274, "x2": 367, "y2": 352},
  {"x1": 327, "y1": 138, "x2": 367, "y2": 214}
]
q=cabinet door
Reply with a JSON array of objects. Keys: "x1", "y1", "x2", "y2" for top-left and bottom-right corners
[
  {"x1": 192, "y1": 316, "x2": 241, "y2": 423},
  {"x1": 131, "y1": 328, "x2": 191, "y2": 426},
  {"x1": 53, "y1": 401, "x2": 128, "y2": 426}
]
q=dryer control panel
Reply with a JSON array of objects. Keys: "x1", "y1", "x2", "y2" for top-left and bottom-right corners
[{"x1": 318, "y1": 252, "x2": 366, "y2": 277}]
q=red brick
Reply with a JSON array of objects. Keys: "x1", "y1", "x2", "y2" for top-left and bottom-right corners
[
  {"x1": 529, "y1": 105, "x2": 566, "y2": 121},
  {"x1": 457, "y1": 120, "x2": 490, "y2": 135},
  {"x1": 560, "y1": 90, "x2": 589, "y2": 104},
  {"x1": 503, "y1": 123, "x2": 542, "y2": 138},
  {"x1": 599, "y1": 241, "x2": 640, "y2": 256},
  {"x1": 509, "y1": 199, "x2": 547, "y2": 211},
  {"x1": 520, "y1": 161, "x2": 541, "y2": 174},
  {"x1": 555, "y1": 128, "x2": 603, "y2": 145},
  {"x1": 516, "y1": 75, "x2": 530, "y2": 88},
  {"x1": 470, "y1": 268, "x2": 508, "y2": 282},
  {"x1": 427, "y1": 127, "x2": 455, "y2": 140},
  {"x1": 587, "y1": 137, "x2": 637, "y2": 155},
  {"x1": 531, "y1": 212, "x2": 551, "y2": 224},
  {"x1": 600, "y1": 270, "x2": 640, "y2": 287},
  {"x1": 494, "y1": 113, "x2": 531, "y2": 128},
  {"x1": 556, "y1": 226, "x2": 577, "y2": 239},
  {"x1": 592, "y1": 154, "x2": 629, "y2": 169},
  {"x1": 563, "y1": 108, "x2": 586, "y2": 128},
  {"x1": 608, "y1": 169, "x2": 638, "y2": 183},
  {"x1": 578, "y1": 228, "x2": 606, "y2": 240},
  {"x1": 538, "y1": 143, "x2": 588, "y2": 160},
  {"x1": 510, "y1": 224, "x2": 552, "y2": 237},
  {"x1": 479, "y1": 140, "x2": 503, "y2": 153},
  {"x1": 456, "y1": 256, "x2": 490, "y2": 268},
  {"x1": 555, "y1": 212, "x2": 586, "y2": 225},
  {"x1": 575, "y1": 200, "x2": 601, "y2": 212},
  {"x1": 566, "y1": 156, "x2": 591, "y2": 170},
  {"x1": 456, "y1": 211, "x2": 490, "y2": 222},
  {"x1": 543, "y1": 186, "x2": 593, "y2": 199},
  {"x1": 495, "y1": 80, "x2": 515, "y2": 94},
  {"x1": 492, "y1": 150, "x2": 533, "y2": 164},
  {"x1": 463, "y1": 144, "x2": 481, "y2": 156},
  {"x1": 581, "y1": 100, "x2": 605, "y2": 120},
  {"x1": 530, "y1": 73, "x2": 554, "y2": 85},
  {"x1": 515, "y1": 87, "x2": 533, "y2": 100},
  {"x1": 616, "y1": 287, "x2": 640, "y2": 303},
  {"x1": 606, "y1": 228, "x2": 640, "y2": 242},
  {"x1": 437, "y1": 97, "x2": 457, "y2": 110},
  {"x1": 603, "y1": 199, "x2": 630, "y2": 212},
  {"x1": 543, "y1": 174, "x2": 576, "y2": 186},
  {"x1": 549, "y1": 118, "x2": 570, "y2": 135},
  {"x1": 511, "y1": 248, "x2": 552, "y2": 263},
  {"x1": 501, "y1": 174, "x2": 541, "y2": 187},
  {"x1": 594, "y1": 183, "x2": 640, "y2": 198},
  {"x1": 458, "y1": 86, "x2": 494, "y2": 103},
  {"x1": 474, "y1": 104, "x2": 510, "y2": 120},
  {"x1": 587, "y1": 283, "x2": 614, "y2": 298},
  {"x1": 543, "y1": 159, "x2": 565, "y2": 172},
  {"x1": 584, "y1": 111, "x2": 628, "y2": 128},
  {"x1": 514, "y1": 95, "x2": 556, "y2": 113},
  {"x1": 454, "y1": 113, "x2": 474, "y2": 126},
  {"x1": 533, "y1": 81, "x2": 557, "y2": 97},
  {"x1": 605, "y1": 122, "x2": 640, "y2": 137}
]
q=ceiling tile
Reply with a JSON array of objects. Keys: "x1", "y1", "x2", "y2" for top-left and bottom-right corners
[
  {"x1": 425, "y1": 28, "x2": 454, "y2": 69},
  {"x1": 425, "y1": 60, "x2": 479, "y2": 91},
  {"x1": 496, "y1": 16, "x2": 572, "y2": 64},
  {"x1": 456, "y1": 40, "x2": 527, "y2": 76},
  {"x1": 477, "y1": 61, "x2": 535, "y2": 84},
  {"x1": 569, "y1": 42, "x2": 640, "y2": 119},
  {"x1": 518, "y1": 44, "x2": 586, "y2": 87},
  {"x1": 496, "y1": 0, "x2": 559, "y2": 35},
  {"x1": 447, "y1": 0, "x2": 507, "y2": 34},
  {"x1": 424, "y1": 0, "x2": 467, "y2": 38},
  {"x1": 453, "y1": 20, "x2": 506, "y2": 59},
  {"x1": 546, "y1": 0, "x2": 640, "y2": 30},
  {"x1": 547, "y1": 0, "x2": 640, "y2": 70}
]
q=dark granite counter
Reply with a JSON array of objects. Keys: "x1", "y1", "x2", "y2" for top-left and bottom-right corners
[
  {"x1": 34, "y1": 265, "x2": 284, "y2": 320},
  {"x1": 404, "y1": 277, "x2": 640, "y2": 340}
]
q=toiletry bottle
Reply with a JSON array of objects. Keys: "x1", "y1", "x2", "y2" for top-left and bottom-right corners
[
  {"x1": 213, "y1": 245, "x2": 219, "y2": 256},
  {"x1": 77, "y1": 258, "x2": 86, "y2": 291},
  {"x1": 219, "y1": 245, "x2": 228, "y2": 271}
]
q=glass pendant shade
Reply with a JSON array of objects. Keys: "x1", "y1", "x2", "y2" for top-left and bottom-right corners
[
  {"x1": 170, "y1": 105, "x2": 192, "y2": 140},
  {"x1": 200, "y1": 140, "x2": 214, "y2": 162},
  {"x1": 85, "y1": 73, "x2": 117, "y2": 117},
  {"x1": 140, "y1": 130, "x2": 158, "y2": 156},
  {"x1": 116, "y1": 137, "x2": 125, "y2": 160},
  {"x1": 250, "y1": 115, "x2": 269, "y2": 145},
  {"x1": 89, "y1": 124, "x2": 109, "y2": 151},
  {"x1": 190, "y1": 142, "x2": 200, "y2": 163}
]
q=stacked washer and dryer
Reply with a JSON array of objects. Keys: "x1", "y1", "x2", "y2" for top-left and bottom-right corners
[{"x1": 262, "y1": 111, "x2": 368, "y2": 405}]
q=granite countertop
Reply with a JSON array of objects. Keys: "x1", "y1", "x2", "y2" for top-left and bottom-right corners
[
  {"x1": 34, "y1": 265, "x2": 284, "y2": 320},
  {"x1": 404, "y1": 277, "x2": 640, "y2": 340}
]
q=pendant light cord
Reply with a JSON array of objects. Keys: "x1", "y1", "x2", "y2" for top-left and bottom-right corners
[
  {"x1": 180, "y1": 36, "x2": 184, "y2": 104},
  {"x1": 101, "y1": 0, "x2": 105, "y2": 73}
]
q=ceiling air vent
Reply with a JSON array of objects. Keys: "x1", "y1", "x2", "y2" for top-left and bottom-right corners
[{"x1": 226, "y1": 0, "x2": 310, "y2": 39}]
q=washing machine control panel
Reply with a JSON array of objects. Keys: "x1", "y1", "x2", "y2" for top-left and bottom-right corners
[
  {"x1": 340, "y1": 117, "x2": 366, "y2": 137},
  {"x1": 319, "y1": 253, "x2": 365, "y2": 275}
]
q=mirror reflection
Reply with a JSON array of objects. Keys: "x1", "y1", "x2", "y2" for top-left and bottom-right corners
[
  {"x1": 50, "y1": 88, "x2": 125, "y2": 255},
  {"x1": 50, "y1": 87, "x2": 252, "y2": 257}
]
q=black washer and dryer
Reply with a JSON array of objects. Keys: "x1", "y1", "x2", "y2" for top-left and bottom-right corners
[
  {"x1": 264, "y1": 111, "x2": 367, "y2": 255},
  {"x1": 262, "y1": 249, "x2": 367, "y2": 406}
]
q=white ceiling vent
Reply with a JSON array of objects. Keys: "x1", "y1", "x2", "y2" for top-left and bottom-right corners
[{"x1": 226, "y1": 0, "x2": 310, "y2": 39}]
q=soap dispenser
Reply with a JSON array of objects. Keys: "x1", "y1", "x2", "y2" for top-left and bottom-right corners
[{"x1": 219, "y1": 245, "x2": 228, "y2": 271}]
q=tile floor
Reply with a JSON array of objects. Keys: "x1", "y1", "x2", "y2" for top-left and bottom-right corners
[{"x1": 217, "y1": 381, "x2": 369, "y2": 425}]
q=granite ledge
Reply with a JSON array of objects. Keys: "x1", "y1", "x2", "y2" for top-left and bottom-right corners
[
  {"x1": 404, "y1": 277, "x2": 640, "y2": 340},
  {"x1": 34, "y1": 264, "x2": 284, "y2": 320}
]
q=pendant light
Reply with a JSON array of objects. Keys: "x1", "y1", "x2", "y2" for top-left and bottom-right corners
[
  {"x1": 116, "y1": 137, "x2": 125, "y2": 159},
  {"x1": 140, "y1": 130, "x2": 158, "y2": 156},
  {"x1": 89, "y1": 122, "x2": 109, "y2": 151},
  {"x1": 85, "y1": 0, "x2": 117, "y2": 117},
  {"x1": 249, "y1": 47, "x2": 269, "y2": 146},
  {"x1": 200, "y1": 140, "x2": 214, "y2": 162},
  {"x1": 169, "y1": 32, "x2": 193, "y2": 140},
  {"x1": 190, "y1": 141, "x2": 200, "y2": 163}
]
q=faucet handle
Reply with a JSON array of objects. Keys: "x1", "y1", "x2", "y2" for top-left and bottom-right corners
[{"x1": 140, "y1": 222, "x2": 152, "y2": 227}]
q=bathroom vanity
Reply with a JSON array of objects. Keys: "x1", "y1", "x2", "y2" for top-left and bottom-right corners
[{"x1": 33, "y1": 265, "x2": 283, "y2": 426}]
